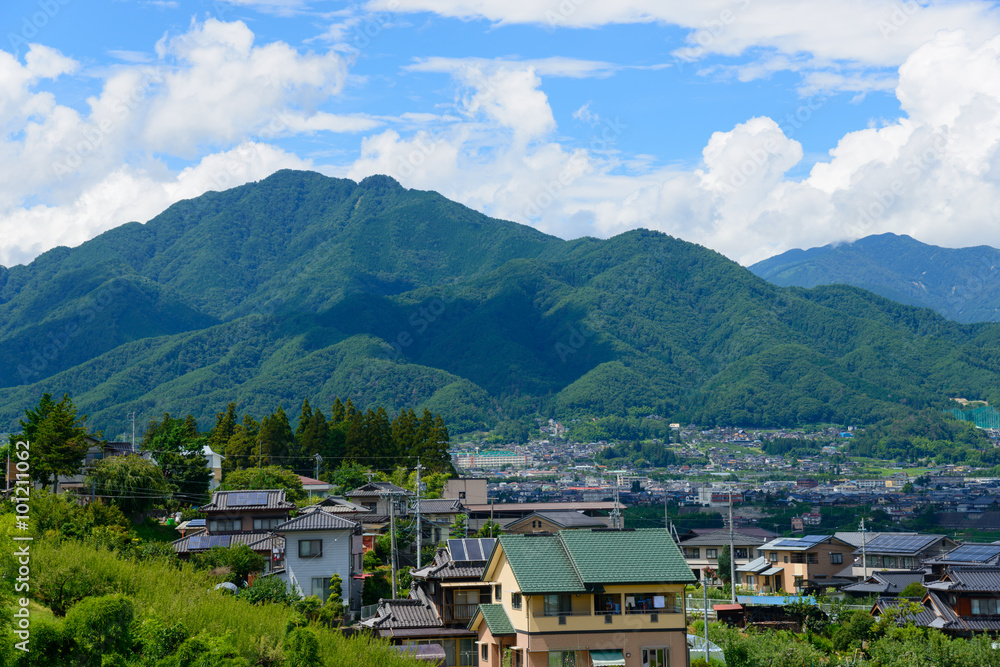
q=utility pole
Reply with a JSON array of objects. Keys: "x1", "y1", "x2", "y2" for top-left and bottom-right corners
[
  {"x1": 860, "y1": 517, "x2": 868, "y2": 579},
  {"x1": 415, "y1": 461, "x2": 424, "y2": 570},
  {"x1": 313, "y1": 453, "x2": 322, "y2": 480},
  {"x1": 610, "y1": 470, "x2": 622, "y2": 529},
  {"x1": 703, "y1": 573, "x2": 710, "y2": 664},
  {"x1": 129, "y1": 412, "x2": 136, "y2": 453},
  {"x1": 728, "y1": 484, "x2": 736, "y2": 604},
  {"x1": 388, "y1": 490, "x2": 398, "y2": 599}
]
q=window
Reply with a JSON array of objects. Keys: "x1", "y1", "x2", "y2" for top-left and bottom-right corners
[
  {"x1": 549, "y1": 651, "x2": 576, "y2": 666},
  {"x1": 495, "y1": 584, "x2": 502, "y2": 601},
  {"x1": 830, "y1": 553, "x2": 843, "y2": 564},
  {"x1": 311, "y1": 577, "x2": 332, "y2": 603},
  {"x1": 511, "y1": 593, "x2": 522, "y2": 610},
  {"x1": 459, "y1": 491, "x2": 466, "y2": 499},
  {"x1": 299, "y1": 539, "x2": 322, "y2": 558},
  {"x1": 971, "y1": 599, "x2": 1000, "y2": 615},
  {"x1": 806, "y1": 552, "x2": 819, "y2": 565},
  {"x1": 794, "y1": 576, "x2": 804, "y2": 589},
  {"x1": 482, "y1": 643, "x2": 489, "y2": 662},
  {"x1": 626, "y1": 593, "x2": 677, "y2": 614},
  {"x1": 706, "y1": 548, "x2": 718, "y2": 559},
  {"x1": 543, "y1": 594, "x2": 572, "y2": 616},
  {"x1": 209, "y1": 519, "x2": 239, "y2": 532},
  {"x1": 769, "y1": 552, "x2": 778, "y2": 562},
  {"x1": 746, "y1": 575, "x2": 755, "y2": 586},
  {"x1": 784, "y1": 555, "x2": 789, "y2": 563},
  {"x1": 595, "y1": 593, "x2": 621, "y2": 615},
  {"x1": 642, "y1": 647, "x2": 669, "y2": 667},
  {"x1": 253, "y1": 517, "x2": 282, "y2": 530},
  {"x1": 682, "y1": 547, "x2": 700, "y2": 559},
  {"x1": 735, "y1": 548, "x2": 748, "y2": 559}
]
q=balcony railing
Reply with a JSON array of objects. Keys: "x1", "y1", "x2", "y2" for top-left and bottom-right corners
[
  {"x1": 542, "y1": 609, "x2": 593, "y2": 617},
  {"x1": 625, "y1": 605, "x2": 683, "y2": 615},
  {"x1": 444, "y1": 603, "x2": 480, "y2": 622}
]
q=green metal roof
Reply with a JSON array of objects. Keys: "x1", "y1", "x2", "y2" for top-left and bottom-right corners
[
  {"x1": 558, "y1": 529, "x2": 696, "y2": 585},
  {"x1": 473, "y1": 604, "x2": 515, "y2": 636},
  {"x1": 497, "y1": 534, "x2": 586, "y2": 594}
]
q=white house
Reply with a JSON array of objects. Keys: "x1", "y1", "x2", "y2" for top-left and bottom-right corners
[{"x1": 274, "y1": 511, "x2": 363, "y2": 609}]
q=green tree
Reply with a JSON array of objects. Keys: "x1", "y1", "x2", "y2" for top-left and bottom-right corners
[
  {"x1": 84, "y1": 454, "x2": 171, "y2": 516},
  {"x1": 209, "y1": 402, "x2": 238, "y2": 453},
  {"x1": 143, "y1": 416, "x2": 212, "y2": 505},
  {"x1": 717, "y1": 545, "x2": 732, "y2": 586},
  {"x1": 899, "y1": 581, "x2": 927, "y2": 598},
  {"x1": 329, "y1": 462, "x2": 370, "y2": 494},
  {"x1": 449, "y1": 513, "x2": 468, "y2": 539},
  {"x1": 474, "y1": 520, "x2": 501, "y2": 538},
  {"x1": 282, "y1": 627, "x2": 319, "y2": 667},
  {"x1": 193, "y1": 544, "x2": 266, "y2": 586},
  {"x1": 220, "y1": 465, "x2": 305, "y2": 502},
  {"x1": 259, "y1": 406, "x2": 296, "y2": 465},
  {"x1": 222, "y1": 414, "x2": 260, "y2": 471},
  {"x1": 298, "y1": 409, "x2": 329, "y2": 459},
  {"x1": 19, "y1": 393, "x2": 92, "y2": 488},
  {"x1": 64, "y1": 594, "x2": 134, "y2": 664}
]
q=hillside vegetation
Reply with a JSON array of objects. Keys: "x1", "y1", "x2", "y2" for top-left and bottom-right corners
[{"x1": 4, "y1": 172, "x2": 1000, "y2": 433}]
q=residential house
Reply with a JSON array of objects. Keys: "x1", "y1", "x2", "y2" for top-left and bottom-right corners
[
  {"x1": 924, "y1": 542, "x2": 1000, "y2": 578},
  {"x1": 463, "y1": 501, "x2": 621, "y2": 533},
  {"x1": 273, "y1": 511, "x2": 363, "y2": 611},
  {"x1": 52, "y1": 437, "x2": 136, "y2": 493},
  {"x1": 445, "y1": 478, "x2": 488, "y2": 505},
  {"x1": 298, "y1": 475, "x2": 333, "y2": 499},
  {"x1": 840, "y1": 570, "x2": 926, "y2": 599},
  {"x1": 893, "y1": 568, "x2": 1000, "y2": 636},
  {"x1": 678, "y1": 526, "x2": 778, "y2": 582},
  {"x1": 469, "y1": 529, "x2": 695, "y2": 667},
  {"x1": 172, "y1": 489, "x2": 297, "y2": 572},
  {"x1": 361, "y1": 538, "x2": 495, "y2": 666},
  {"x1": 503, "y1": 511, "x2": 607, "y2": 534},
  {"x1": 202, "y1": 445, "x2": 225, "y2": 491},
  {"x1": 739, "y1": 535, "x2": 856, "y2": 593},
  {"x1": 844, "y1": 534, "x2": 957, "y2": 578}
]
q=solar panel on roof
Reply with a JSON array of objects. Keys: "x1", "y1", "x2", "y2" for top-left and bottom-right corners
[
  {"x1": 466, "y1": 540, "x2": 483, "y2": 561},
  {"x1": 228, "y1": 491, "x2": 268, "y2": 506},
  {"x1": 946, "y1": 544, "x2": 1000, "y2": 562},
  {"x1": 449, "y1": 539, "x2": 467, "y2": 561}
]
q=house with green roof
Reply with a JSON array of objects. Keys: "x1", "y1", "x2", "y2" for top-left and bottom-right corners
[{"x1": 468, "y1": 528, "x2": 695, "y2": 667}]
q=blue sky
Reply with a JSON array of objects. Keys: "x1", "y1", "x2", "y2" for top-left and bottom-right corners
[{"x1": 4, "y1": 0, "x2": 1000, "y2": 267}]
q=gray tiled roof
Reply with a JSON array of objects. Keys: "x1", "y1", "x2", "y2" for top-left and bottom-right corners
[
  {"x1": 927, "y1": 567, "x2": 1000, "y2": 592},
  {"x1": 505, "y1": 511, "x2": 606, "y2": 529},
  {"x1": 841, "y1": 570, "x2": 924, "y2": 595},
  {"x1": 199, "y1": 489, "x2": 297, "y2": 512},
  {"x1": 364, "y1": 598, "x2": 442, "y2": 629},
  {"x1": 172, "y1": 531, "x2": 280, "y2": 554},
  {"x1": 275, "y1": 512, "x2": 359, "y2": 532},
  {"x1": 680, "y1": 529, "x2": 771, "y2": 547},
  {"x1": 347, "y1": 482, "x2": 414, "y2": 498},
  {"x1": 418, "y1": 498, "x2": 465, "y2": 514}
]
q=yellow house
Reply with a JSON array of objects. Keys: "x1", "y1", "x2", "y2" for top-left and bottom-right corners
[{"x1": 469, "y1": 529, "x2": 696, "y2": 667}]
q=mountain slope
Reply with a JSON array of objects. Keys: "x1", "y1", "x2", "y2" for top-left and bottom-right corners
[
  {"x1": 749, "y1": 233, "x2": 1000, "y2": 323},
  {"x1": 3, "y1": 173, "x2": 1000, "y2": 434}
]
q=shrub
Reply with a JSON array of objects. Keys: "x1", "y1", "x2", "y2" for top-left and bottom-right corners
[
  {"x1": 283, "y1": 627, "x2": 320, "y2": 667},
  {"x1": 64, "y1": 595, "x2": 134, "y2": 664},
  {"x1": 237, "y1": 575, "x2": 297, "y2": 606}
]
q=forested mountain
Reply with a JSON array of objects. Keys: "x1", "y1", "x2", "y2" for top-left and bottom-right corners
[
  {"x1": 4, "y1": 171, "x2": 1000, "y2": 434},
  {"x1": 750, "y1": 233, "x2": 1000, "y2": 323}
]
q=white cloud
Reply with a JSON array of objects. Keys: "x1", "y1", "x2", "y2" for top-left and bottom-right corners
[
  {"x1": 0, "y1": 20, "x2": 357, "y2": 266},
  {"x1": 0, "y1": 143, "x2": 310, "y2": 267},
  {"x1": 347, "y1": 29, "x2": 1000, "y2": 266},
  {"x1": 373, "y1": 0, "x2": 1000, "y2": 92}
]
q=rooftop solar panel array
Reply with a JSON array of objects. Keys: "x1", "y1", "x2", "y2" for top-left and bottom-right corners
[
  {"x1": 448, "y1": 538, "x2": 496, "y2": 563},
  {"x1": 944, "y1": 544, "x2": 1000, "y2": 562},
  {"x1": 865, "y1": 534, "x2": 939, "y2": 553},
  {"x1": 188, "y1": 535, "x2": 232, "y2": 549},
  {"x1": 228, "y1": 491, "x2": 268, "y2": 506}
]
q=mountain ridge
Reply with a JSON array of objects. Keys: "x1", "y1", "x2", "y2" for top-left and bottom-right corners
[
  {"x1": 3, "y1": 172, "x2": 1000, "y2": 434},
  {"x1": 750, "y1": 233, "x2": 1000, "y2": 323}
]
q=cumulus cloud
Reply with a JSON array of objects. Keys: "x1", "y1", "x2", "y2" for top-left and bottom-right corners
[
  {"x1": 347, "y1": 29, "x2": 1000, "y2": 265},
  {"x1": 372, "y1": 0, "x2": 1000, "y2": 93},
  {"x1": 0, "y1": 20, "x2": 356, "y2": 266}
]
